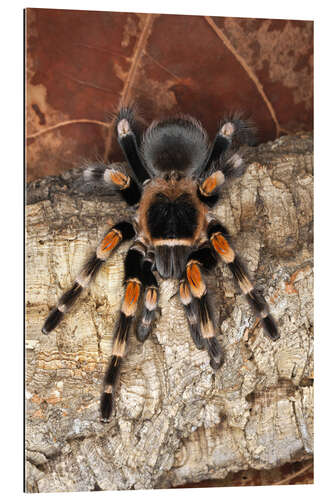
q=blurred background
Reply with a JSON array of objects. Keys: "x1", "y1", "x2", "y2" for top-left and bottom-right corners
[
  {"x1": 25, "y1": 8, "x2": 313, "y2": 486},
  {"x1": 26, "y1": 9, "x2": 313, "y2": 182}
]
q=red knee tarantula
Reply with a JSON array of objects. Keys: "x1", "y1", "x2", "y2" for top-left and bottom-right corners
[{"x1": 42, "y1": 107, "x2": 279, "y2": 422}]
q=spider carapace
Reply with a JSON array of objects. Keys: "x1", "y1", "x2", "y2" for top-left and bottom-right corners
[{"x1": 42, "y1": 107, "x2": 279, "y2": 422}]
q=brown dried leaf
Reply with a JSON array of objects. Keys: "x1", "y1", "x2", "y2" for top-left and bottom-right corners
[{"x1": 26, "y1": 9, "x2": 313, "y2": 182}]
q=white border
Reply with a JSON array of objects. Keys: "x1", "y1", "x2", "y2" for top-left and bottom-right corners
[
  {"x1": 19, "y1": 0, "x2": 315, "y2": 19},
  {"x1": 3, "y1": 1, "x2": 330, "y2": 498}
]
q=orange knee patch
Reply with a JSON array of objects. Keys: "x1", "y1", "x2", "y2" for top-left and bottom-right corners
[
  {"x1": 97, "y1": 230, "x2": 121, "y2": 259},
  {"x1": 179, "y1": 280, "x2": 192, "y2": 305},
  {"x1": 200, "y1": 171, "x2": 224, "y2": 196},
  {"x1": 108, "y1": 170, "x2": 130, "y2": 189},
  {"x1": 122, "y1": 280, "x2": 141, "y2": 316},
  {"x1": 211, "y1": 233, "x2": 235, "y2": 263},
  {"x1": 186, "y1": 261, "x2": 206, "y2": 298}
]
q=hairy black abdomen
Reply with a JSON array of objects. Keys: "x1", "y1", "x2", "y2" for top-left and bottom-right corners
[
  {"x1": 147, "y1": 193, "x2": 197, "y2": 239},
  {"x1": 142, "y1": 117, "x2": 209, "y2": 174}
]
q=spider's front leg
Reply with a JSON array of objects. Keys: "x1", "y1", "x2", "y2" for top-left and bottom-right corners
[
  {"x1": 42, "y1": 221, "x2": 135, "y2": 334},
  {"x1": 100, "y1": 240, "x2": 147, "y2": 422},
  {"x1": 197, "y1": 141, "x2": 250, "y2": 208},
  {"x1": 201, "y1": 114, "x2": 256, "y2": 175},
  {"x1": 207, "y1": 220, "x2": 279, "y2": 340},
  {"x1": 115, "y1": 107, "x2": 151, "y2": 184},
  {"x1": 180, "y1": 244, "x2": 224, "y2": 369}
]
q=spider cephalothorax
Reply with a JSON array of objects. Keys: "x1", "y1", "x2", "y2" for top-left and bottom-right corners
[{"x1": 42, "y1": 107, "x2": 279, "y2": 423}]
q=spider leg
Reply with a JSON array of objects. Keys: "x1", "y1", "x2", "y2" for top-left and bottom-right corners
[
  {"x1": 197, "y1": 152, "x2": 248, "y2": 208},
  {"x1": 181, "y1": 244, "x2": 224, "y2": 369},
  {"x1": 200, "y1": 115, "x2": 256, "y2": 175},
  {"x1": 100, "y1": 239, "x2": 146, "y2": 422},
  {"x1": 42, "y1": 221, "x2": 135, "y2": 334},
  {"x1": 208, "y1": 220, "x2": 279, "y2": 340},
  {"x1": 179, "y1": 278, "x2": 203, "y2": 350},
  {"x1": 116, "y1": 107, "x2": 151, "y2": 184},
  {"x1": 81, "y1": 163, "x2": 141, "y2": 206},
  {"x1": 136, "y1": 250, "x2": 160, "y2": 342},
  {"x1": 197, "y1": 170, "x2": 226, "y2": 207}
]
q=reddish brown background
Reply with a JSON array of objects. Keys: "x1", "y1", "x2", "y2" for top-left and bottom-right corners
[{"x1": 26, "y1": 9, "x2": 313, "y2": 183}]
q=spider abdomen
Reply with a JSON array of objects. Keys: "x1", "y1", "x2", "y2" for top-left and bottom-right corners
[{"x1": 141, "y1": 117, "x2": 209, "y2": 175}]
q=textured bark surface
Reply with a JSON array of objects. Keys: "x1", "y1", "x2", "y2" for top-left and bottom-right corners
[{"x1": 25, "y1": 133, "x2": 313, "y2": 493}]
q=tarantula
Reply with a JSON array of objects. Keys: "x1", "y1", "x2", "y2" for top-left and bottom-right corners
[{"x1": 42, "y1": 107, "x2": 279, "y2": 423}]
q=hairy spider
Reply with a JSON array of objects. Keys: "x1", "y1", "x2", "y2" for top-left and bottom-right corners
[{"x1": 42, "y1": 107, "x2": 279, "y2": 423}]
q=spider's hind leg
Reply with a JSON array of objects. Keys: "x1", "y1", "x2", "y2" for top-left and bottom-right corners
[
  {"x1": 136, "y1": 250, "x2": 160, "y2": 343},
  {"x1": 208, "y1": 220, "x2": 279, "y2": 340},
  {"x1": 100, "y1": 240, "x2": 146, "y2": 422},
  {"x1": 179, "y1": 279, "x2": 204, "y2": 350},
  {"x1": 180, "y1": 244, "x2": 224, "y2": 369}
]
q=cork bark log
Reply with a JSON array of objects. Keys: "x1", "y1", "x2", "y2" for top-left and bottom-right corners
[{"x1": 25, "y1": 133, "x2": 313, "y2": 493}]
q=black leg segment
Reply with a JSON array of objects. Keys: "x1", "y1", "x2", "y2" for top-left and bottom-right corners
[
  {"x1": 100, "y1": 240, "x2": 146, "y2": 422},
  {"x1": 181, "y1": 251, "x2": 224, "y2": 368},
  {"x1": 196, "y1": 114, "x2": 256, "y2": 178},
  {"x1": 116, "y1": 107, "x2": 151, "y2": 184},
  {"x1": 137, "y1": 251, "x2": 160, "y2": 342},
  {"x1": 208, "y1": 220, "x2": 279, "y2": 340},
  {"x1": 82, "y1": 163, "x2": 141, "y2": 206}
]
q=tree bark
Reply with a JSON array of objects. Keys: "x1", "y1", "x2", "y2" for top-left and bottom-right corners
[{"x1": 25, "y1": 133, "x2": 313, "y2": 493}]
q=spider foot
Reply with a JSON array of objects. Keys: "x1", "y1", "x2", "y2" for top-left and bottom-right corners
[
  {"x1": 188, "y1": 323, "x2": 205, "y2": 350},
  {"x1": 100, "y1": 391, "x2": 113, "y2": 423},
  {"x1": 262, "y1": 315, "x2": 280, "y2": 341},
  {"x1": 206, "y1": 338, "x2": 224, "y2": 369},
  {"x1": 42, "y1": 307, "x2": 64, "y2": 334}
]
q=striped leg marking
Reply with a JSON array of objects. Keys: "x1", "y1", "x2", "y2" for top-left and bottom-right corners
[
  {"x1": 137, "y1": 251, "x2": 159, "y2": 342},
  {"x1": 116, "y1": 107, "x2": 151, "y2": 184},
  {"x1": 179, "y1": 279, "x2": 204, "y2": 350},
  {"x1": 196, "y1": 114, "x2": 256, "y2": 180},
  {"x1": 100, "y1": 310, "x2": 134, "y2": 422},
  {"x1": 202, "y1": 126, "x2": 232, "y2": 173},
  {"x1": 208, "y1": 221, "x2": 279, "y2": 340},
  {"x1": 100, "y1": 279, "x2": 142, "y2": 423},
  {"x1": 105, "y1": 168, "x2": 141, "y2": 205},
  {"x1": 186, "y1": 260, "x2": 207, "y2": 299},
  {"x1": 183, "y1": 258, "x2": 224, "y2": 369},
  {"x1": 198, "y1": 171, "x2": 225, "y2": 202},
  {"x1": 42, "y1": 221, "x2": 135, "y2": 335},
  {"x1": 83, "y1": 164, "x2": 141, "y2": 206},
  {"x1": 84, "y1": 165, "x2": 131, "y2": 190},
  {"x1": 199, "y1": 118, "x2": 244, "y2": 175},
  {"x1": 100, "y1": 241, "x2": 145, "y2": 422}
]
